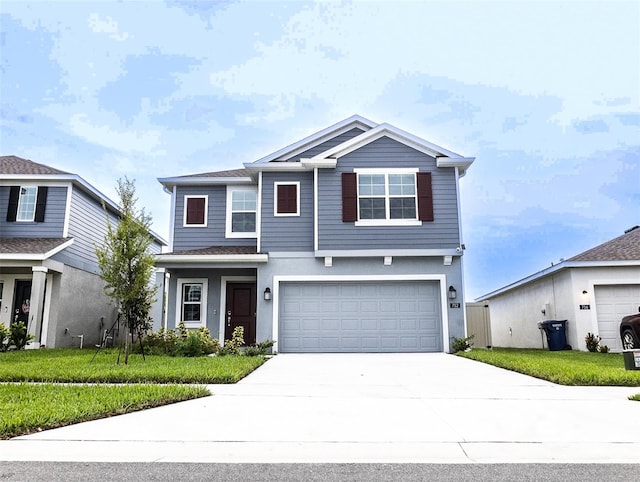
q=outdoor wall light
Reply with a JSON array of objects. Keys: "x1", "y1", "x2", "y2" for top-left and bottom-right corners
[
  {"x1": 264, "y1": 287, "x2": 272, "y2": 301},
  {"x1": 448, "y1": 285, "x2": 457, "y2": 300},
  {"x1": 582, "y1": 290, "x2": 588, "y2": 295}
]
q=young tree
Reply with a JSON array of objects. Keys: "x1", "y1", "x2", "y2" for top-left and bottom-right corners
[{"x1": 96, "y1": 177, "x2": 157, "y2": 364}]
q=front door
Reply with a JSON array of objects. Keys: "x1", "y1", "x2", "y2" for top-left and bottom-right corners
[
  {"x1": 225, "y1": 283, "x2": 256, "y2": 344},
  {"x1": 13, "y1": 280, "x2": 32, "y2": 325}
]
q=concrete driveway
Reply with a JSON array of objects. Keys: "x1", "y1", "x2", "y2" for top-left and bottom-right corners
[{"x1": 2, "y1": 353, "x2": 639, "y2": 463}]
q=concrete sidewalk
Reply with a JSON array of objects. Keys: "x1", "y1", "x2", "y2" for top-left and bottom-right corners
[{"x1": 1, "y1": 353, "x2": 639, "y2": 463}]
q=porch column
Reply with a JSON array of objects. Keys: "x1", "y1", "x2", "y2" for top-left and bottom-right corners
[{"x1": 28, "y1": 266, "x2": 48, "y2": 346}]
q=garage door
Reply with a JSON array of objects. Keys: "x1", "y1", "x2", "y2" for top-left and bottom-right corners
[
  {"x1": 279, "y1": 281, "x2": 442, "y2": 353},
  {"x1": 595, "y1": 284, "x2": 640, "y2": 352}
]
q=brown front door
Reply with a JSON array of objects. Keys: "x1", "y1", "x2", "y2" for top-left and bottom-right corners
[
  {"x1": 225, "y1": 283, "x2": 256, "y2": 344},
  {"x1": 13, "y1": 280, "x2": 32, "y2": 325}
]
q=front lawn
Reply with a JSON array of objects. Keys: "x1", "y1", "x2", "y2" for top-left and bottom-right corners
[
  {"x1": 0, "y1": 383, "x2": 209, "y2": 439},
  {"x1": 457, "y1": 348, "x2": 640, "y2": 386},
  {"x1": 0, "y1": 348, "x2": 266, "y2": 384}
]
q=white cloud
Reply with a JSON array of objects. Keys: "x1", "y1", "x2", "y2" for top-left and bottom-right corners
[{"x1": 87, "y1": 13, "x2": 130, "y2": 41}]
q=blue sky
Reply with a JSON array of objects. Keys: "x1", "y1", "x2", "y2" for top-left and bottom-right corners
[{"x1": 1, "y1": 1, "x2": 638, "y2": 300}]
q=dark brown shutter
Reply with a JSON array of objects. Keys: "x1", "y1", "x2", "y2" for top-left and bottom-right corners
[
  {"x1": 186, "y1": 197, "x2": 206, "y2": 225},
  {"x1": 34, "y1": 186, "x2": 48, "y2": 222},
  {"x1": 277, "y1": 184, "x2": 297, "y2": 214},
  {"x1": 6, "y1": 186, "x2": 19, "y2": 222},
  {"x1": 342, "y1": 172, "x2": 357, "y2": 222},
  {"x1": 417, "y1": 172, "x2": 434, "y2": 221}
]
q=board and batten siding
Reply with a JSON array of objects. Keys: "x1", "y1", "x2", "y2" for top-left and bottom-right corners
[
  {"x1": 172, "y1": 185, "x2": 256, "y2": 252},
  {"x1": 0, "y1": 185, "x2": 66, "y2": 238},
  {"x1": 282, "y1": 127, "x2": 366, "y2": 161},
  {"x1": 318, "y1": 137, "x2": 460, "y2": 250},
  {"x1": 260, "y1": 171, "x2": 314, "y2": 252}
]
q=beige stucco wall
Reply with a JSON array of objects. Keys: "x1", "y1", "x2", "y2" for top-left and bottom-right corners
[{"x1": 486, "y1": 265, "x2": 640, "y2": 351}]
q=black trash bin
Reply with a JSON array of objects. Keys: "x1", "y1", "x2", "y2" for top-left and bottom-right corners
[{"x1": 539, "y1": 320, "x2": 568, "y2": 351}]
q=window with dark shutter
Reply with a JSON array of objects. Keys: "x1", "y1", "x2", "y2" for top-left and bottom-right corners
[
  {"x1": 275, "y1": 183, "x2": 298, "y2": 215},
  {"x1": 417, "y1": 172, "x2": 434, "y2": 221},
  {"x1": 342, "y1": 173, "x2": 357, "y2": 222},
  {"x1": 6, "y1": 186, "x2": 19, "y2": 222},
  {"x1": 185, "y1": 196, "x2": 207, "y2": 226},
  {"x1": 34, "y1": 186, "x2": 48, "y2": 222}
]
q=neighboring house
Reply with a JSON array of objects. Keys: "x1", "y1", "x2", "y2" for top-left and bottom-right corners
[
  {"x1": 156, "y1": 115, "x2": 474, "y2": 353},
  {"x1": 478, "y1": 226, "x2": 640, "y2": 352},
  {"x1": 0, "y1": 156, "x2": 166, "y2": 348}
]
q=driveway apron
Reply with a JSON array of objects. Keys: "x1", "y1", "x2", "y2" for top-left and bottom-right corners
[{"x1": 2, "y1": 353, "x2": 639, "y2": 463}]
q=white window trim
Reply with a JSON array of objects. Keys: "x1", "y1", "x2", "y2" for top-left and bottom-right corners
[
  {"x1": 226, "y1": 187, "x2": 258, "y2": 238},
  {"x1": 16, "y1": 185, "x2": 38, "y2": 222},
  {"x1": 183, "y1": 195, "x2": 208, "y2": 227},
  {"x1": 273, "y1": 181, "x2": 300, "y2": 217},
  {"x1": 353, "y1": 168, "x2": 421, "y2": 227},
  {"x1": 176, "y1": 278, "x2": 208, "y2": 329}
]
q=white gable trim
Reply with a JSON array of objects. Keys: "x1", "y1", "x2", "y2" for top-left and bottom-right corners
[
  {"x1": 310, "y1": 123, "x2": 475, "y2": 177},
  {"x1": 252, "y1": 115, "x2": 378, "y2": 164}
]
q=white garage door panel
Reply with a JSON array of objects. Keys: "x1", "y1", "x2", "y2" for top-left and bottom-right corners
[
  {"x1": 595, "y1": 284, "x2": 640, "y2": 352},
  {"x1": 279, "y1": 281, "x2": 442, "y2": 353}
]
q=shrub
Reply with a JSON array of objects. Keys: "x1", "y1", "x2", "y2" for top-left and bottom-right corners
[
  {"x1": 136, "y1": 324, "x2": 220, "y2": 357},
  {"x1": 451, "y1": 334, "x2": 474, "y2": 353},
  {"x1": 243, "y1": 339, "x2": 275, "y2": 356},
  {"x1": 0, "y1": 324, "x2": 9, "y2": 352},
  {"x1": 9, "y1": 322, "x2": 33, "y2": 350},
  {"x1": 218, "y1": 326, "x2": 245, "y2": 356},
  {"x1": 599, "y1": 344, "x2": 610, "y2": 353},
  {"x1": 585, "y1": 332, "x2": 601, "y2": 352}
]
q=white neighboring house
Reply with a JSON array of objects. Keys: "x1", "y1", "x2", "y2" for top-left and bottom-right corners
[{"x1": 478, "y1": 226, "x2": 640, "y2": 352}]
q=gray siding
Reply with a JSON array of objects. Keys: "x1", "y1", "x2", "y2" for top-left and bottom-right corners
[
  {"x1": 53, "y1": 186, "x2": 118, "y2": 273},
  {"x1": 283, "y1": 127, "x2": 365, "y2": 160},
  {"x1": 318, "y1": 136, "x2": 460, "y2": 250},
  {"x1": 260, "y1": 171, "x2": 314, "y2": 252},
  {"x1": 172, "y1": 185, "x2": 256, "y2": 252},
  {"x1": 0, "y1": 185, "x2": 66, "y2": 238}
]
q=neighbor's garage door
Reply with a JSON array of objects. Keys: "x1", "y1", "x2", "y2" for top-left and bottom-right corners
[
  {"x1": 279, "y1": 281, "x2": 442, "y2": 353},
  {"x1": 595, "y1": 284, "x2": 640, "y2": 352}
]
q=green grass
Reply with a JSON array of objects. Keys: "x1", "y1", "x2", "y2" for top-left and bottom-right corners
[
  {"x1": 457, "y1": 348, "x2": 640, "y2": 387},
  {"x1": 0, "y1": 348, "x2": 266, "y2": 383},
  {"x1": 0, "y1": 383, "x2": 210, "y2": 439}
]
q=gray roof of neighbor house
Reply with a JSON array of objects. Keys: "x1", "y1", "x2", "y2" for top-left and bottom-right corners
[
  {"x1": 0, "y1": 238, "x2": 74, "y2": 259},
  {"x1": 1, "y1": 155, "x2": 167, "y2": 247},
  {"x1": 568, "y1": 225, "x2": 640, "y2": 261},
  {"x1": 478, "y1": 225, "x2": 640, "y2": 300},
  {"x1": 0, "y1": 155, "x2": 70, "y2": 175}
]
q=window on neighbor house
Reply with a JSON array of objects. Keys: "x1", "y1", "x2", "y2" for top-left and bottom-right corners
[
  {"x1": 6, "y1": 186, "x2": 48, "y2": 223},
  {"x1": 274, "y1": 182, "x2": 299, "y2": 216},
  {"x1": 183, "y1": 196, "x2": 208, "y2": 226},
  {"x1": 226, "y1": 188, "x2": 257, "y2": 237}
]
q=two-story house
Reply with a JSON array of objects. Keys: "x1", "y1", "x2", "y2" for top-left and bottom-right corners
[
  {"x1": 156, "y1": 116, "x2": 474, "y2": 353},
  {"x1": 0, "y1": 156, "x2": 166, "y2": 348}
]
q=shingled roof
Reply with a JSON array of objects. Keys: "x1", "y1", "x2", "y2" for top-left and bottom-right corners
[
  {"x1": 0, "y1": 156, "x2": 70, "y2": 175},
  {"x1": 167, "y1": 245, "x2": 261, "y2": 256},
  {"x1": 569, "y1": 226, "x2": 640, "y2": 262},
  {"x1": 0, "y1": 238, "x2": 72, "y2": 255},
  {"x1": 176, "y1": 168, "x2": 250, "y2": 178}
]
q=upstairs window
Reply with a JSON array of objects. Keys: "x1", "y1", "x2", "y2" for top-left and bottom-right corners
[
  {"x1": 226, "y1": 188, "x2": 257, "y2": 238},
  {"x1": 274, "y1": 182, "x2": 299, "y2": 216},
  {"x1": 342, "y1": 170, "x2": 433, "y2": 225},
  {"x1": 183, "y1": 195, "x2": 208, "y2": 227},
  {"x1": 6, "y1": 186, "x2": 48, "y2": 223}
]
